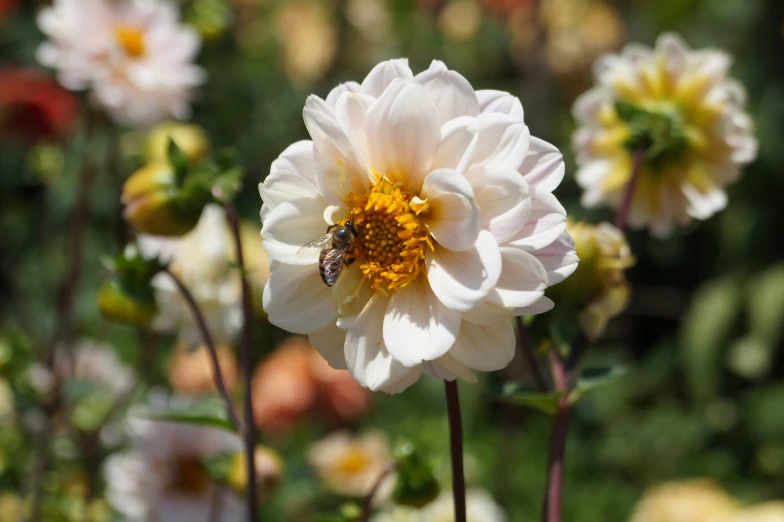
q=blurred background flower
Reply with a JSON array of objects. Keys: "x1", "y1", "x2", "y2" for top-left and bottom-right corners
[
  {"x1": 168, "y1": 342, "x2": 239, "y2": 396},
  {"x1": 371, "y1": 488, "x2": 507, "y2": 522}
]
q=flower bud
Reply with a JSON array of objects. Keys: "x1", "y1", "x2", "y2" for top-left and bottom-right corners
[
  {"x1": 145, "y1": 122, "x2": 209, "y2": 164},
  {"x1": 121, "y1": 161, "x2": 210, "y2": 236},
  {"x1": 227, "y1": 446, "x2": 284, "y2": 500},
  {"x1": 392, "y1": 442, "x2": 440, "y2": 508},
  {"x1": 548, "y1": 221, "x2": 635, "y2": 340},
  {"x1": 98, "y1": 280, "x2": 157, "y2": 327}
]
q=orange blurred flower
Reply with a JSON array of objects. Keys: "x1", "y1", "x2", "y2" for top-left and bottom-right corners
[
  {"x1": 252, "y1": 336, "x2": 371, "y2": 432},
  {"x1": 169, "y1": 343, "x2": 240, "y2": 395},
  {"x1": 0, "y1": 68, "x2": 79, "y2": 143}
]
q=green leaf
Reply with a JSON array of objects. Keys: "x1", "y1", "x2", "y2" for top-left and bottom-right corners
[
  {"x1": 211, "y1": 167, "x2": 244, "y2": 202},
  {"x1": 60, "y1": 379, "x2": 103, "y2": 402},
  {"x1": 570, "y1": 365, "x2": 628, "y2": 404},
  {"x1": 132, "y1": 398, "x2": 238, "y2": 434},
  {"x1": 614, "y1": 101, "x2": 649, "y2": 123},
  {"x1": 490, "y1": 382, "x2": 564, "y2": 415},
  {"x1": 747, "y1": 263, "x2": 784, "y2": 344},
  {"x1": 393, "y1": 442, "x2": 439, "y2": 508},
  {"x1": 680, "y1": 277, "x2": 743, "y2": 403},
  {"x1": 167, "y1": 138, "x2": 191, "y2": 180}
]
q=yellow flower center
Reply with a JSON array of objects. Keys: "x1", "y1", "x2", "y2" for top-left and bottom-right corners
[
  {"x1": 347, "y1": 178, "x2": 433, "y2": 293},
  {"x1": 168, "y1": 457, "x2": 211, "y2": 495},
  {"x1": 336, "y1": 449, "x2": 371, "y2": 476},
  {"x1": 114, "y1": 26, "x2": 146, "y2": 58}
]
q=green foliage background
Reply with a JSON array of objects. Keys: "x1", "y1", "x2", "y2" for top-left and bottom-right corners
[{"x1": 1, "y1": 0, "x2": 783, "y2": 520}]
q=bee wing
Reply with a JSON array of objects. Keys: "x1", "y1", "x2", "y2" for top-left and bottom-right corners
[
  {"x1": 297, "y1": 233, "x2": 332, "y2": 260},
  {"x1": 321, "y1": 246, "x2": 350, "y2": 286}
]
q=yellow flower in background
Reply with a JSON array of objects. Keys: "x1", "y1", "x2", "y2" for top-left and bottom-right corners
[
  {"x1": 227, "y1": 446, "x2": 284, "y2": 500},
  {"x1": 371, "y1": 488, "x2": 507, "y2": 522},
  {"x1": 733, "y1": 503, "x2": 784, "y2": 522},
  {"x1": 573, "y1": 33, "x2": 758, "y2": 237},
  {"x1": 0, "y1": 492, "x2": 22, "y2": 522},
  {"x1": 307, "y1": 430, "x2": 395, "y2": 500},
  {"x1": 276, "y1": 2, "x2": 337, "y2": 85},
  {"x1": 629, "y1": 480, "x2": 740, "y2": 522},
  {"x1": 507, "y1": 0, "x2": 623, "y2": 77},
  {"x1": 548, "y1": 221, "x2": 633, "y2": 340}
]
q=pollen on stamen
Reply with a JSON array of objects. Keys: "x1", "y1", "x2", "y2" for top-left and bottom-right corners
[{"x1": 345, "y1": 179, "x2": 432, "y2": 293}]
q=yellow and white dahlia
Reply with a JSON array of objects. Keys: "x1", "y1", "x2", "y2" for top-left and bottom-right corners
[
  {"x1": 573, "y1": 33, "x2": 757, "y2": 237},
  {"x1": 37, "y1": 0, "x2": 205, "y2": 127},
  {"x1": 260, "y1": 59, "x2": 578, "y2": 393}
]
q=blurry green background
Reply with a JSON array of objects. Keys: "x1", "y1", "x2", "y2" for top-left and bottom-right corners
[{"x1": 1, "y1": 0, "x2": 783, "y2": 520}]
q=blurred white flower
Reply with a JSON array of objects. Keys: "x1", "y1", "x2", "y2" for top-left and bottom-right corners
[
  {"x1": 630, "y1": 479, "x2": 739, "y2": 522},
  {"x1": 105, "y1": 414, "x2": 243, "y2": 522},
  {"x1": 260, "y1": 59, "x2": 577, "y2": 394},
  {"x1": 307, "y1": 430, "x2": 395, "y2": 500},
  {"x1": 140, "y1": 204, "x2": 243, "y2": 347},
  {"x1": 371, "y1": 488, "x2": 506, "y2": 522},
  {"x1": 37, "y1": 0, "x2": 205, "y2": 127},
  {"x1": 573, "y1": 33, "x2": 758, "y2": 237},
  {"x1": 54, "y1": 340, "x2": 136, "y2": 397}
]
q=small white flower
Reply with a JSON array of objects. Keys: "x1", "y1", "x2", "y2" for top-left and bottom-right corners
[
  {"x1": 371, "y1": 488, "x2": 507, "y2": 522},
  {"x1": 260, "y1": 59, "x2": 578, "y2": 393},
  {"x1": 105, "y1": 413, "x2": 244, "y2": 522},
  {"x1": 53, "y1": 340, "x2": 136, "y2": 397},
  {"x1": 573, "y1": 33, "x2": 758, "y2": 237},
  {"x1": 37, "y1": 0, "x2": 205, "y2": 127},
  {"x1": 307, "y1": 430, "x2": 395, "y2": 500},
  {"x1": 140, "y1": 204, "x2": 243, "y2": 347}
]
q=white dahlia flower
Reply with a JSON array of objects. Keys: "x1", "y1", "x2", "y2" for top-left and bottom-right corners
[
  {"x1": 371, "y1": 488, "x2": 507, "y2": 522},
  {"x1": 260, "y1": 59, "x2": 578, "y2": 393},
  {"x1": 105, "y1": 416, "x2": 244, "y2": 522},
  {"x1": 140, "y1": 204, "x2": 243, "y2": 347},
  {"x1": 37, "y1": 0, "x2": 205, "y2": 127},
  {"x1": 573, "y1": 33, "x2": 758, "y2": 237}
]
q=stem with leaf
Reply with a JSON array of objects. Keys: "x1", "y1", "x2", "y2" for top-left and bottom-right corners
[
  {"x1": 223, "y1": 202, "x2": 259, "y2": 522},
  {"x1": 445, "y1": 380, "x2": 467, "y2": 522},
  {"x1": 165, "y1": 269, "x2": 244, "y2": 433}
]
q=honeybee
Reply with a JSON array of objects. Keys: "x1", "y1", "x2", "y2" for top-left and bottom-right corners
[{"x1": 297, "y1": 221, "x2": 360, "y2": 286}]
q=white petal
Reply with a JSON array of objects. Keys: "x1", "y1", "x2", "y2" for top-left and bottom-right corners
[
  {"x1": 422, "y1": 353, "x2": 477, "y2": 383},
  {"x1": 344, "y1": 293, "x2": 414, "y2": 391},
  {"x1": 378, "y1": 365, "x2": 423, "y2": 394},
  {"x1": 462, "y1": 301, "x2": 512, "y2": 325},
  {"x1": 365, "y1": 79, "x2": 440, "y2": 192},
  {"x1": 467, "y1": 113, "x2": 530, "y2": 171},
  {"x1": 513, "y1": 296, "x2": 554, "y2": 317},
  {"x1": 447, "y1": 319, "x2": 516, "y2": 372},
  {"x1": 434, "y1": 116, "x2": 479, "y2": 174},
  {"x1": 414, "y1": 60, "x2": 480, "y2": 124},
  {"x1": 309, "y1": 322, "x2": 348, "y2": 370},
  {"x1": 465, "y1": 165, "x2": 531, "y2": 244},
  {"x1": 420, "y1": 168, "x2": 480, "y2": 251},
  {"x1": 488, "y1": 247, "x2": 548, "y2": 308},
  {"x1": 270, "y1": 140, "x2": 317, "y2": 185},
  {"x1": 507, "y1": 192, "x2": 567, "y2": 251},
  {"x1": 263, "y1": 263, "x2": 337, "y2": 334},
  {"x1": 326, "y1": 81, "x2": 361, "y2": 107},
  {"x1": 261, "y1": 198, "x2": 329, "y2": 265},
  {"x1": 519, "y1": 137, "x2": 565, "y2": 193},
  {"x1": 426, "y1": 230, "x2": 502, "y2": 312},
  {"x1": 259, "y1": 170, "x2": 320, "y2": 215},
  {"x1": 476, "y1": 89, "x2": 525, "y2": 121},
  {"x1": 360, "y1": 58, "x2": 414, "y2": 98},
  {"x1": 334, "y1": 92, "x2": 375, "y2": 173},
  {"x1": 383, "y1": 279, "x2": 461, "y2": 366},
  {"x1": 530, "y1": 231, "x2": 578, "y2": 285}
]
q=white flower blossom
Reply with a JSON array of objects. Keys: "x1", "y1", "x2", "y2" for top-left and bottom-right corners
[
  {"x1": 260, "y1": 59, "x2": 578, "y2": 393},
  {"x1": 37, "y1": 0, "x2": 205, "y2": 127},
  {"x1": 371, "y1": 488, "x2": 506, "y2": 522}
]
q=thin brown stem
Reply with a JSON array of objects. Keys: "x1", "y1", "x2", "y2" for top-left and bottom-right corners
[
  {"x1": 516, "y1": 317, "x2": 549, "y2": 392},
  {"x1": 359, "y1": 462, "x2": 398, "y2": 522},
  {"x1": 445, "y1": 380, "x2": 467, "y2": 522},
  {"x1": 543, "y1": 352, "x2": 570, "y2": 522},
  {"x1": 614, "y1": 149, "x2": 646, "y2": 232},
  {"x1": 223, "y1": 202, "x2": 259, "y2": 522},
  {"x1": 165, "y1": 269, "x2": 243, "y2": 433}
]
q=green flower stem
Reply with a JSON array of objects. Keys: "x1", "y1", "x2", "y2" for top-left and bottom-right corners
[
  {"x1": 614, "y1": 148, "x2": 646, "y2": 232},
  {"x1": 223, "y1": 202, "x2": 260, "y2": 522},
  {"x1": 516, "y1": 317, "x2": 549, "y2": 392},
  {"x1": 445, "y1": 380, "x2": 467, "y2": 522},
  {"x1": 165, "y1": 269, "x2": 244, "y2": 433},
  {"x1": 359, "y1": 461, "x2": 398, "y2": 522}
]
